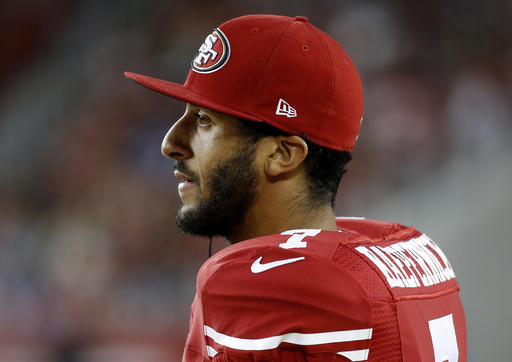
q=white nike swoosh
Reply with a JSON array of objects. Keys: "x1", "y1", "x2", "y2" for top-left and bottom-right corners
[{"x1": 250, "y1": 256, "x2": 305, "y2": 274}]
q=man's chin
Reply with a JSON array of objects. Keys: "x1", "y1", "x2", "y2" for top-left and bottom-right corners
[
  {"x1": 178, "y1": 200, "x2": 202, "y2": 215},
  {"x1": 176, "y1": 206, "x2": 208, "y2": 236}
]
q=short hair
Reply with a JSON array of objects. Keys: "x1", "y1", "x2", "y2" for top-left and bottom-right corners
[{"x1": 235, "y1": 119, "x2": 352, "y2": 208}]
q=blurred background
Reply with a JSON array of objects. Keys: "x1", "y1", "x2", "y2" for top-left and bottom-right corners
[{"x1": 0, "y1": 0, "x2": 510, "y2": 361}]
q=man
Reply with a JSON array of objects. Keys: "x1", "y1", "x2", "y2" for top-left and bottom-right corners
[{"x1": 126, "y1": 14, "x2": 467, "y2": 362}]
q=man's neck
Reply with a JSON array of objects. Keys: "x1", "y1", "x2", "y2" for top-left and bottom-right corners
[{"x1": 227, "y1": 202, "x2": 337, "y2": 244}]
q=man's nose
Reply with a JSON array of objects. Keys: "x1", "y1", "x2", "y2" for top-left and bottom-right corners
[{"x1": 161, "y1": 118, "x2": 192, "y2": 160}]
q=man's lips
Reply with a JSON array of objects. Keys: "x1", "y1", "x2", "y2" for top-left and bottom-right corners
[
  {"x1": 174, "y1": 170, "x2": 196, "y2": 194},
  {"x1": 174, "y1": 170, "x2": 194, "y2": 183}
]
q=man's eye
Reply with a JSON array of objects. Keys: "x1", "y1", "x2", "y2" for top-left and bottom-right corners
[{"x1": 196, "y1": 113, "x2": 211, "y2": 127}]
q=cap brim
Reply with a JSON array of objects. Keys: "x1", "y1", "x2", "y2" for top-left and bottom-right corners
[{"x1": 124, "y1": 72, "x2": 264, "y2": 123}]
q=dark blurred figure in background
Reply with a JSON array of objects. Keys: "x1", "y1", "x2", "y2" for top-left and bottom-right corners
[{"x1": 0, "y1": 0, "x2": 510, "y2": 361}]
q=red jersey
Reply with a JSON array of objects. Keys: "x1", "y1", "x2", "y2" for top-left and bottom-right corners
[{"x1": 183, "y1": 218, "x2": 467, "y2": 361}]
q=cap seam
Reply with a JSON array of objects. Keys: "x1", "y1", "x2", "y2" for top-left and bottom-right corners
[{"x1": 247, "y1": 20, "x2": 296, "y2": 115}]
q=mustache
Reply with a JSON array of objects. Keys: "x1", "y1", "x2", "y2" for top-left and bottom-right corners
[{"x1": 173, "y1": 161, "x2": 199, "y2": 182}]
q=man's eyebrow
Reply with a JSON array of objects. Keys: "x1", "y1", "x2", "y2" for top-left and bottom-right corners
[
  {"x1": 197, "y1": 106, "x2": 232, "y2": 120},
  {"x1": 197, "y1": 106, "x2": 217, "y2": 115}
]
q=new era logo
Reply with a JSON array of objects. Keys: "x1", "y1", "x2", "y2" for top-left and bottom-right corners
[{"x1": 276, "y1": 98, "x2": 297, "y2": 118}]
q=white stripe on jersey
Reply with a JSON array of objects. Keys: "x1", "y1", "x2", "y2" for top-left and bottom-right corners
[
  {"x1": 338, "y1": 349, "x2": 370, "y2": 361},
  {"x1": 203, "y1": 325, "x2": 372, "y2": 351},
  {"x1": 206, "y1": 345, "x2": 218, "y2": 357}
]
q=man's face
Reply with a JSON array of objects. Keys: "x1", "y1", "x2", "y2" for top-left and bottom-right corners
[{"x1": 162, "y1": 104, "x2": 259, "y2": 239}]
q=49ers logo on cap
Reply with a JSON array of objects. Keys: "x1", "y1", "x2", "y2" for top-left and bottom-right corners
[{"x1": 191, "y1": 28, "x2": 230, "y2": 74}]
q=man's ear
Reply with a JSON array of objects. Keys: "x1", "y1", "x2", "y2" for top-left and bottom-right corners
[{"x1": 263, "y1": 136, "x2": 308, "y2": 177}]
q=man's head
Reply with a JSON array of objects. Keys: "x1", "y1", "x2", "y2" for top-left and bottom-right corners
[{"x1": 126, "y1": 14, "x2": 363, "y2": 241}]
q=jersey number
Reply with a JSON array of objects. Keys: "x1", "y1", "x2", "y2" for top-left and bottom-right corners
[
  {"x1": 279, "y1": 229, "x2": 321, "y2": 249},
  {"x1": 428, "y1": 314, "x2": 459, "y2": 362}
]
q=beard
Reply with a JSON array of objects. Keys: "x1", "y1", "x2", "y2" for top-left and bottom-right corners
[{"x1": 175, "y1": 141, "x2": 259, "y2": 239}]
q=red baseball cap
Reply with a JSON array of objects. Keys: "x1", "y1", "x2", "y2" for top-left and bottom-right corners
[{"x1": 125, "y1": 14, "x2": 363, "y2": 151}]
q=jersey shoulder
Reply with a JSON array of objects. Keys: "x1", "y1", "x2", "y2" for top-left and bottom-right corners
[
  {"x1": 200, "y1": 219, "x2": 460, "y2": 301},
  {"x1": 197, "y1": 228, "x2": 364, "y2": 296},
  {"x1": 195, "y1": 229, "x2": 374, "y2": 360}
]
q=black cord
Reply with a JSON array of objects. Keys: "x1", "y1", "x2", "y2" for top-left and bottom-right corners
[{"x1": 208, "y1": 236, "x2": 212, "y2": 258}]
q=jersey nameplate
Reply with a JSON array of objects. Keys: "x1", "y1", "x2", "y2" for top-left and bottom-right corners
[{"x1": 355, "y1": 234, "x2": 455, "y2": 288}]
